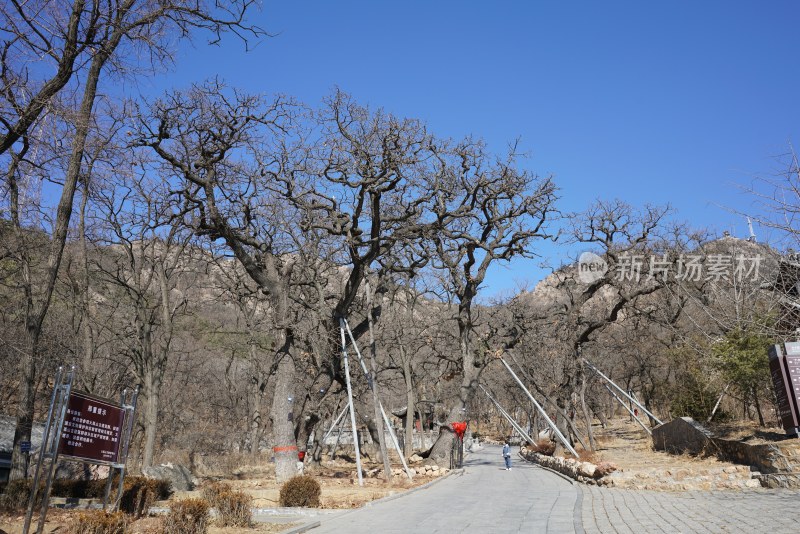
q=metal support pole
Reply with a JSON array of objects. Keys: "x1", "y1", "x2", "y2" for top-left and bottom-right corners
[
  {"x1": 23, "y1": 367, "x2": 64, "y2": 534},
  {"x1": 499, "y1": 358, "x2": 580, "y2": 458},
  {"x1": 339, "y1": 319, "x2": 363, "y2": 486},
  {"x1": 604, "y1": 385, "x2": 651, "y2": 435},
  {"x1": 344, "y1": 319, "x2": 413, "y2": 480},
  {"x1": 112, "y1": 386, "x2": 138, "y2": 511},
  {"x1": 584, "y1": 360, "x2": 662, "y2": 425},
  {"x1": 506, "y1": 350, "x2": 589, "y2": 450},
  {"x1": 329, "y1": 413, "x2": 347, "y2": 459},
  {"x1": 479, "y1": 385, "x2": 535, "y2": 445},
  {"x1": 323, "y1": 405, "x2": 350, "y2": 443},
  {"x1": 34, "y1": 366, "x2": 74, "y2": 534}
]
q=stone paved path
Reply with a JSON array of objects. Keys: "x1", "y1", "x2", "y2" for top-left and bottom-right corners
[{"x1": 311, "y1": 445, "x2": 800, "y2": 533}]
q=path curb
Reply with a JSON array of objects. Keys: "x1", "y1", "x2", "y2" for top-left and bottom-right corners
[{"x1": 280, "y1": 520, "x2": 321, "y2": 534}]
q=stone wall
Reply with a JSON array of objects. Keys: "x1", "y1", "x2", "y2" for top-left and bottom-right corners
[
  {"x1": 519, "y1": 448, "x2": 615, "y2": 486},
  {"x1": 652, "y1": 417, "x2": 800, "y2": 488}
]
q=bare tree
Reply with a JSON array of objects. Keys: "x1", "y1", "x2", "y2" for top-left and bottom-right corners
[
  {"x1": 133, "y1": 81, "x2": 310, "y2": 480},
  {"x1": 545, "y1": 200, "x2": 672, "y2": 450},
  {"x1": 424, "y1": 140, "x2": 557, "y2": 466},
  {"x1": 2, "y1": 0, "x2": 263, "y2": 480},
  {"x1": 90, "y1": 171, "x2": 196, "y2": 467}
]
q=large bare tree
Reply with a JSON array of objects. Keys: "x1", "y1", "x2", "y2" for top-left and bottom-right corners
[
  {"x1": 1, "y1": 0, "x2": 263, "y2": 480},
  {"x1": 424, "y1": 141, "x2": 557, "y2": 466}
]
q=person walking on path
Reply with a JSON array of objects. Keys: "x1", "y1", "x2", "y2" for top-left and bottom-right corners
[{"x1": 502, "y1": 441, "x2": 512, "y2": 470}]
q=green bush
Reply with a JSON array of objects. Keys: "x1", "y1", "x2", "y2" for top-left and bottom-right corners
[
  {"x1": 65, "y1": 510, "x2": 126, "y2": 534},
  {"x1": 163, "y1": 498, "x2": 210, "y2": 534},
  {"x1": 279, "y1": 475, "x2": 321, "y2": 508},
  {"x1": 201, "y1": 481, "x2": 252, "y2": 527}
]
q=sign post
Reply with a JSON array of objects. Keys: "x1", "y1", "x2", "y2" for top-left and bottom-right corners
[
  {"x1": 24, "y1": 366, "x2": 73, "y2": 534},
  {"x1": 23, "y1": 369, "x2": 138, "y2": 534},
  {"x1": 58, "y1": 391, "x2": 127, "y2": 463}
]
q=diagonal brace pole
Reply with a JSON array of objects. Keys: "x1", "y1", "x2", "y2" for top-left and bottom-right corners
[
  {"x1": 603, "y1": 385, "x2": 651, "y2": 435},
  {"x1": 338, "y1": 319, "x2": 364, "y2": 486},
  {"x1": 479, "y1": 385, "x2": 535, "y2": 445},
  {"x1": 344, "y1": 318, "x2": 413, "y2": 480},
  {"x1": 499, "y1": 358, "x2": 580, "y2": 459},
  {"x1": 323, "y1": 404, "x2": 350, "y2": 443},
  {"x1": 584, "y1": 360, "x2": 662, "y2": 425}
]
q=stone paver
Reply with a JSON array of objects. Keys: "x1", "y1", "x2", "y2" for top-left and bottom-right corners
[{"x1": 311, "y1": 445, "x2": 800, "y2": 533}]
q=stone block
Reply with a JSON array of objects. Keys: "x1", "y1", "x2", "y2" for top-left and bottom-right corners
[
  {"x1": 141, "y1": 463, "x2": 195, "y2": 491},
  {"x1": 578, "y1": 462, "x2": 596, "y2": 478},
  {"x1": 652, "y1": 417, "x2": 713, "y2": 455}
]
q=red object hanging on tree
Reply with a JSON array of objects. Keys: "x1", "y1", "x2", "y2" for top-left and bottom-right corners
[{"x1": 451, "y1": 421, "x2": 467, "y2": 439}]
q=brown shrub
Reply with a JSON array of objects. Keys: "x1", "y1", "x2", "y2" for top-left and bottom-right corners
[
  {"x1": 200, "y1": 481, "x2": 229, "y2": 505},
  {"x1": 65, "y1": 510, "x2": 126, "y2": 534},
  {"x1": 163, "y1": 498, "x2": 210, "y2": 534},
  {"x1": 0, "y1": 479, "x2": 42, "y2": 511},
  {"x1": 201, "y1": 481, "x2": 252, "y2": 527},
  {"x1": 279, "y1": 475, "x2": 321, "y2": 508},
  {"x1": 534, "y1": 439, "x2": 556, "y2": 456},
  {"x1": 117, "y1": 476, "x2": 171, "y2": 518},
  {"x1": 51, "y1": 478, "x2": 105, "y2": 499}
]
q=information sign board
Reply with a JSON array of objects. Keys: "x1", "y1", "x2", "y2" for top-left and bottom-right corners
[
  {"x1": 769, "y1": 343, "x2": 800, "y2": 434},
  {"x1": 58, "y1": 391, "x2": 126, "y2": 464}
]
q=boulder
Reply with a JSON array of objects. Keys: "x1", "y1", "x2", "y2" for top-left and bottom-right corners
[
  {"x1": 652, "y1": 417, "x2": 713, "y2": 455},
  {"x1": 142, "y1": 463, "x2": 195, "y2": 491},
  {"x1": 577, "y1": 462, "x2": 597, "y2": 478}
]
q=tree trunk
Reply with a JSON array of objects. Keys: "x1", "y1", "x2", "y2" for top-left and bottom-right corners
[
  {"x1": 366, "y1": 282, "x2": 391, "y2": 481},
  {"x1": 427, "y1": 311, "x2": 476, "y2": 466},
  {"x1": 271, "y1": 351, "x2": 297, "y2": 483},
  {"x1": 10, "y1": 328, "x2": 39, "y2": 480},
  {"x1": 753, "y1": 386, "x2": 765, "y2": 427},
  {"x1": 578, "y1": 360, "x2": 596, "y2": 451},
  {"x1": 9, "y1": 42, "x2": 110, "y2": 481},
  {"x1": 427, "y1": 295, "x2": 482, "y2": 467},
  {"x1": 248, "y1": 344, "x2": 265, "y2": 457},
  {"x1": 552, "y1": 395, "x2": 574, "y2": 457},
  {"x1": 402, "y1": 347, "x2": 415, "y2": 458},
  {"x1": 249, "y1": 373, "x2": 263, "y2": 457},
  {"x1": 78, "y1": 179, "x2": 97, "y2": 392},
  {"x1": 141, "y1": 363, "x2": 160, "y2": 468}
]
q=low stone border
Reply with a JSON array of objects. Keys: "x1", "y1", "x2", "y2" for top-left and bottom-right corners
[
  {"x1": 279, "y1": 520, "x2": 321, "y2": 534},
  {"x1": 519, "y1": 448, "x2": 615, "y2": 486}
]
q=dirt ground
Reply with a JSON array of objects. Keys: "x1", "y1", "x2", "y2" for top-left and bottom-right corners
[
  {"x1": 0, "y1": 510, "x2": 293, "y2": 533},
  {"x1": 0, "y1": 455, "x2": 442, "y2": 533},
  {"x1": 598, "y1": 417, "x2": 796, "y2": 464},
  {"x1": 200, "y1": 456, "x2": 439, "y2": 509}
]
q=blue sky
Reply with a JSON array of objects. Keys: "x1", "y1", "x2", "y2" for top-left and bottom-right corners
[{"x1": 141, "y1": 1, "x2": 800, "y2": 296}]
